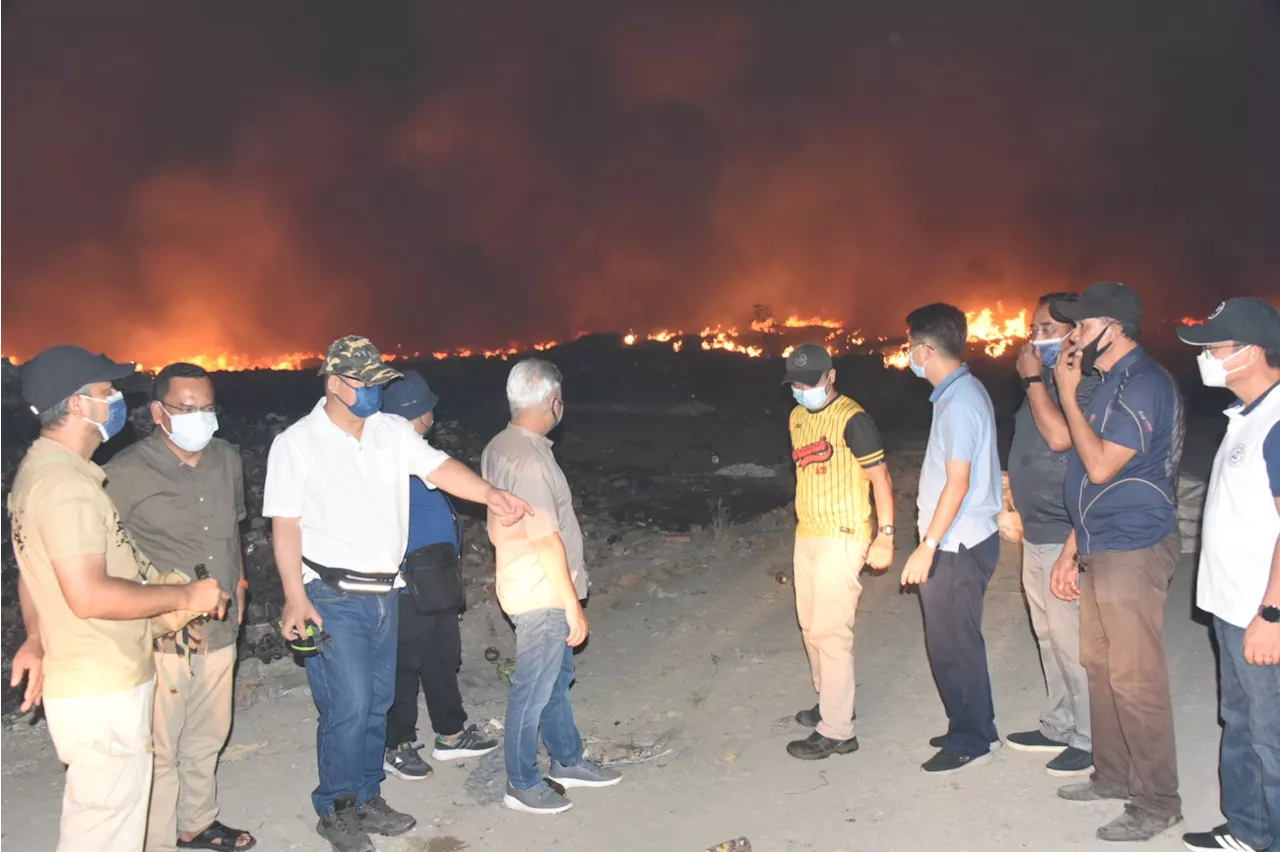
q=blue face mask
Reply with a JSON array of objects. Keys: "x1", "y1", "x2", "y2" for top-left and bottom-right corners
[
  {"x1": 80, "y1": 391, "x2": 127, "y2": 441},
  {"x1": 343, "y1": 382, "x2": 383, "y2": 418},
  {"x1": 792, "y1": 384, "x2": 829, "y2": 410},
  {"x1": 909, "y1": 345, "x2": 928, "y2": 379},
  {"x1": 1032, "y1": 337, "x2": 1064, "y2": 369}
]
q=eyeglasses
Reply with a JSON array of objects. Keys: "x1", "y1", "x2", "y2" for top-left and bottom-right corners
[
  {"x1": 160, "y1": 401, "x2": 220, "y2": 415},
  {"x1": 1200, "y1": 343, "x2": 1239, "y2": 356}
]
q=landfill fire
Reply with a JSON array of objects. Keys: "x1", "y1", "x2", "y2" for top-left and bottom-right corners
[{"x1": 1, "y1": 306, "x2": 1034, "y2": 374}]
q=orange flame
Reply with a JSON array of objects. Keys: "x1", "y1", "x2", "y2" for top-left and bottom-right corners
[
  {"x1": 881, "y1": 303, "x2": 1029, "y2": 368},
  {"x1": 1180, "y1": 316, "x2": 1205, "y2": 326}
]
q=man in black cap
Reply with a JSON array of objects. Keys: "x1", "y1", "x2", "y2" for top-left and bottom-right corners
[
  {"x1": 380, "y1": 370, "x2": 497, "y2": 784},
  {"x1": 7, "y1": 346, "x2": 229, "y2": 852},
  {"x1": 1176, "y1": 298, "x2": 1280, "y2": 852},
  {"x1": 1047, "y1": 283, "x2": 1186, "y2": 842},
  {"x1": 781, "y1": 344, "x2": 895, "y2": 759}
]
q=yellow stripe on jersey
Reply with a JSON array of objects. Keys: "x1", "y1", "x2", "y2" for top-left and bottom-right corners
[{"x1": 789, "y1": 395, "x2": 875, "y2": 540}]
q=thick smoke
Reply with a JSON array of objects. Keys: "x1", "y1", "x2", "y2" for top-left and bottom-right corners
[{"x1": 3, "y1": 0, "x2": 1278, "y2": 364}]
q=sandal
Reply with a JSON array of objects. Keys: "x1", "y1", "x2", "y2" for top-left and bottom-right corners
[{"x1": 176, "y1": 821, "x2": 257, "y2": 850}]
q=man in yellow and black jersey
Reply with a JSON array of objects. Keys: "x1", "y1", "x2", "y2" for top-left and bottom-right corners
[{"x1": 782, "y1": 344, "x2": 896, "y2": 760}]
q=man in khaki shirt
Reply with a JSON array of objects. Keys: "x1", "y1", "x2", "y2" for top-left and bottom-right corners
[
  {"x1": 106, "y1": 362, "x2": 256, "y2": 852},
  {"x1": 481, "y1": 359, "x2": 621, "y2": 816},
  {"x1": 8, "y1": 345, "x2": 228, "y2": 852}
]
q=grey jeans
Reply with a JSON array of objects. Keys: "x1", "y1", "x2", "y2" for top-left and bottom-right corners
[{"x1": 1023, "y1": 541, "x2": 1091, "y2": 751}]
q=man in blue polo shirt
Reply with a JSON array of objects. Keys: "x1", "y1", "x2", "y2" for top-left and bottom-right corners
[
  {"x1": 901, "y1": 303, "x2": 1003, "y2": 776},
  {"x1": 1176, "y1": 298, "x2": 1280, "y2": 852},
  {"x1": 1048, "y1": 282, "x2": 1185, "y2": 843},
  {"x1": 381, "y1": 371, "x2": 498, "y2": 782}
]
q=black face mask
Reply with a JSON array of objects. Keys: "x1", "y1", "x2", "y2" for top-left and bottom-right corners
[{"x1": 1078, "y1": 323, "x2": 1115, "y2": 375}]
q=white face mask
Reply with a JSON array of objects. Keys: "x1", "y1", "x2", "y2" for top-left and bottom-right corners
[
  {"x1": 1197, "y1": 346, "x2": 1250, "y2": 388},
  {"x1": 162, "y1": 411, "x2": 219, "y2": 452}
]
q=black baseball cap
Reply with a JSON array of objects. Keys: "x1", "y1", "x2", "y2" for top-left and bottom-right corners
[
  {"x1": 1177, "y1": 298, "x2": 1280, "y2": 349},
  {"x1": 781, "y1": 343, "x2": 834, "y2": 386},
  {"x1": 381, "y1": 370, "x2": 439, "y2": 421},
  {"x1": 20, "y1": 345, "x2": 136, "y2": 415},
  {"x1": 1050, "y1": 281, "x2": 1143, "y2": 328}
]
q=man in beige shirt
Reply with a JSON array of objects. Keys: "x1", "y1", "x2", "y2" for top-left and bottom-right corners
[
  {"x1": 481, "y1": 358, "x2": 621, "y2": 816},
  {"x1": 106, "y1": 362, "x2": 256, "y2": 852},
  {"x1": 8, "y1": 345, "x2": 228, "y2": 852}
]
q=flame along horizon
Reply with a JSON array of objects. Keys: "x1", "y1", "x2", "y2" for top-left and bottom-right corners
[{"x1": 2, "y1": 307, "x2": 1031, "y2": 374}]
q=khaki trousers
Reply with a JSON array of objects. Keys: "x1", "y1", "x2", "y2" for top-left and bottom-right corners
[
  {"x1": 44, "y1": 679, "x2": 156, "y2": 852},
  {"x1": 793, "y1": 535, "x2": 868, "y2": 741},
  {"x1": 147, "y1": 645, "x2": 236, "y2": 852}
]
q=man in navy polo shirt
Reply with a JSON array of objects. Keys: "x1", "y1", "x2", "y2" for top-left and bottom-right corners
[
  {"x1": 1048, "y1": 282, "x2": 1185, "y2": 843},
  {"x1": 1176, "y1": 298, "x2": 1280, "y2": 852},
  {"x1": 380, "y1": 371, "x2": 498, "y2": 782}
]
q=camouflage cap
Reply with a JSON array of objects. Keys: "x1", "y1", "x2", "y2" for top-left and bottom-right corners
[{"x1": 319, "y1": 335, "x2": 403, "y2": 385}]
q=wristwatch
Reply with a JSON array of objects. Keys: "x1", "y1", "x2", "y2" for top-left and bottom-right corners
[
  {"x1": 1260, "y1": 605, "x2": 1280, "y2": 624},
  {"x1": 924, "y1": 537, "x2": 939, "y2": 550},
  {"x1": 1021, "y1": 375, "x2": 1044, "y2": 391},
  {"x1": 879, "y1": 525, "x2": 895, "y2": 536}
]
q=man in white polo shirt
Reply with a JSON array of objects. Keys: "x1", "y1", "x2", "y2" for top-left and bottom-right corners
[
  {"x1": 264, "y1": 336, "x2": 531, "y2": 852},
  {"x1": 1177, "y1": 299, "x2": 1280, "y2": 852}
]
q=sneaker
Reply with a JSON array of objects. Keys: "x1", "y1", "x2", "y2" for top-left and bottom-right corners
[
  {"x1": 920, "y1": 748, "x2": 994, "y2": 774},
  {"x1": 795, "y1": 703, "x2": 857, "y2": 728},
  {"x1": 1006, "y1": 730, "x2": 1068, "y2": 752},
  {"x1": 383, "y1": 743, "x2": 432, "y2": 780},
  {"x1": 1182, "y1": 824, "x2": 1262, "y2": 851},
  {"x1": 1097, "y1": 804, "x2": 1182, "y2": 842},
  {"x1": 786, "y1": 731, "x2": 860, "y2": 760},
  {"x1": 1045, "y1": 746, "x2": 1094, "y2": 777},
  {"x1": 355, "y1": 795, "x2": 416, "y2": 837},
  {"x1": 1057, "y1": 780, "x2": 1128, "y2": 802},
  {"x1": 503, "y1": 781, "x2": 574, "y2": 815},
  {"x1": 431, "y1": 725, "x2": 500, "y2": 761},
  {"x1": 316, "y1": 800, "x2": 375, "y2": 852},
  {"x1": 548, "y1": 757, "x2": 623, "y2": 789},
  {"x1": 928, "y1": 734, "x2": 1002, "y2": 750}
]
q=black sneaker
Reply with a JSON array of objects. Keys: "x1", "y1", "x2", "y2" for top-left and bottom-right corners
[
  {"x1": 317, "y1": 799, "x2": 374, "y2": 852},
  {"x1": 431, "y1": 725, "x2": 500, "y2": 761},
  {"x1": 795, "y1": 704, "x2": 857, "y2": 728},
  {"x1": 786, "y1": 731, "x2": 860, "y2": 760},
  {"x1": 1045, "y1": 746, "x2": 1094, "y2": 777},
  {"x1": 1005, "y1": 730, "x2": 1068, "y2": 752},
  {"x1": 920, "y1": 748, "x2": 994, "y2": 774},
  {"x1": 928, "y1": 734, "x2": 1002, "y2": 750},
  {"x1": 1182, "y1": 824, "x2": 1262, "y2": 851},
  {"x1": 355, "y1": 795, "x2": 416, "y2": 837},
  {"x1": 383, "y1": 742, "x2": 432, "y2": 780}
]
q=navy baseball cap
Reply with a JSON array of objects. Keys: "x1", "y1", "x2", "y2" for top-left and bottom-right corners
[
  {"x1": 1051, "y1": 281, "x2": 1143, "y2": 328},
  {"x1": 381, "y1": 370, "x2": 439, "y2": 421},
  {"x1": 1177, "y1": 298, "x2": 1280, "y2": 350},
  {"x1": 20, "y1": 345, "x2": 136, "y2": 415}
]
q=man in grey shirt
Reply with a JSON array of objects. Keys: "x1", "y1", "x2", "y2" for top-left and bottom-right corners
[
  {"x1": 1006, "y1": 293, "x2": 1100, "y2": 779},
  {"x1": 105, "y1": 363, "x2": 255, "y2": 852}
]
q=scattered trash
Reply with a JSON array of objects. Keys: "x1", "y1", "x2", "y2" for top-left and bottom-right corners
[
  {"x1": 714, "y1": 463, "x2": 777, "y2": 479},
  {"x1": 582, "y1": 726, "x2": 682, "y2": 765},
  {"x1": 484, "y1": 646, "x2": 500, "y2": 662},
  {"x1": 722, "y1": 752, "x2": 738, "y2": 763},
  {"x1": 497, "y1": 659, "x2": 516, "y2": 687},
  {"x1": 222, "y1": 741, "x2": 269, "y2": 763},
  {"x1": 702, "y1": 840, "x2": 752, "y2": 852}
]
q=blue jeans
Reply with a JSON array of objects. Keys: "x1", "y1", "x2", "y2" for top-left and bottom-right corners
[
  {"x1": 304, "y1": 580, "x2": 399, "y2": 817},
  {"x1": 504, "y1": 608, "x2": 584, "y2": 790},
  {"x1": 918, "y1": 533, "x2": 1001, "y2": 756},
  {"x1": 1216, "y1": 617, "x2": 1280, "y2": 850}
]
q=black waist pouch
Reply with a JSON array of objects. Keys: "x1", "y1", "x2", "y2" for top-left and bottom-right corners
[
  {"x1": 303, "y1": 557, "x2": 398, "y2": 595},
  {"x1": 404, "y1": 543, "x2": 466, "y2": 615}
]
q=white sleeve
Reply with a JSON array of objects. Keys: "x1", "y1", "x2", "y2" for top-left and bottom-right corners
[
  {"x1": 402, "y1": 417, "x2": 449, "y2": 486},
  {"x1": 263, "y1": 430, "x2": 306, "y2": 518}
]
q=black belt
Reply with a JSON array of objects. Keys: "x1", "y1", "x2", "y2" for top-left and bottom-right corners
[{"x1": 303, "y1": 557, "x2": 397, "y2": 595}]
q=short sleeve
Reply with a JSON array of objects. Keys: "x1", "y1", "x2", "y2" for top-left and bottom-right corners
[
  {"x1": 507, "y1": 458, "x2": 562, "y2": 541},
  {"x1": 1102, "y1": 373, "x2": 1167, "y2": 453},
  {"x1": 262, "y1": 432, "x2": 306, "y2": 518},
  {"x1": 939, "y1": 400, "x2": 986, "y2": 464},
  {"x1": 34, "y1": 480, "x2": 110, "y2": 560},
  {"x1": 401, "y1": 419, "x2": 449, "y2": 486},
  {"x1": 1264, "y1": 421, "x2": 1280, "y2": 498},
  {"x1": 231, "y1": 447, "x2": 247, "y2": 522},
  {"x1": 844, "y1": 412, "x2": 885, "y2": 468}
]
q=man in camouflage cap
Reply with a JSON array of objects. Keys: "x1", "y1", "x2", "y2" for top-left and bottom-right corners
[{"x1": 264, "y1": 335, "x2": 532, "y2": 852}]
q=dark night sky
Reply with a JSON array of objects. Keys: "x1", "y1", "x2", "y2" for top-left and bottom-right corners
[{"x1": 3, "y1": 1, "x2": 1279, "y2": 364}]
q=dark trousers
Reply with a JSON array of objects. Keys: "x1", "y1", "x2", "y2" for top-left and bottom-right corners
[
  {"x1": 385, "y1": 593, "x2": 467, "y2": 746},
  {"x1": 919, "y1": 532, "x2": 1000, "y2": 756},
  {"x1": 1216, "y1": 616, "x2": 1280, "y2": 850},
  {"x1": 1078, "y1": 532, "x2": 1180, "y2": 817}
]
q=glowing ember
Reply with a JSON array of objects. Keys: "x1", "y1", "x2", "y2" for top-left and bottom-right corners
[
  {"x1": 1180, "y1": 316, "x2": 1205, "y2": 326},
  {"x1": 646, "y1": 329, "x2": 682, "y2": 343},
  {"x1": 622, "y1": 332, "x2": 638, "y2": 346}
]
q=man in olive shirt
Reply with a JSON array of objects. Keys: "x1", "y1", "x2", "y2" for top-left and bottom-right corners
[
  {"x1": 105, "y1": 362, "x2": 255, "y2": 852},
  {"x1": 9, "y1": 346, "x2": 227, "y2": 852},
  {"x1": 482, "y1": 359, "x2": 621, "y2": 815}
]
